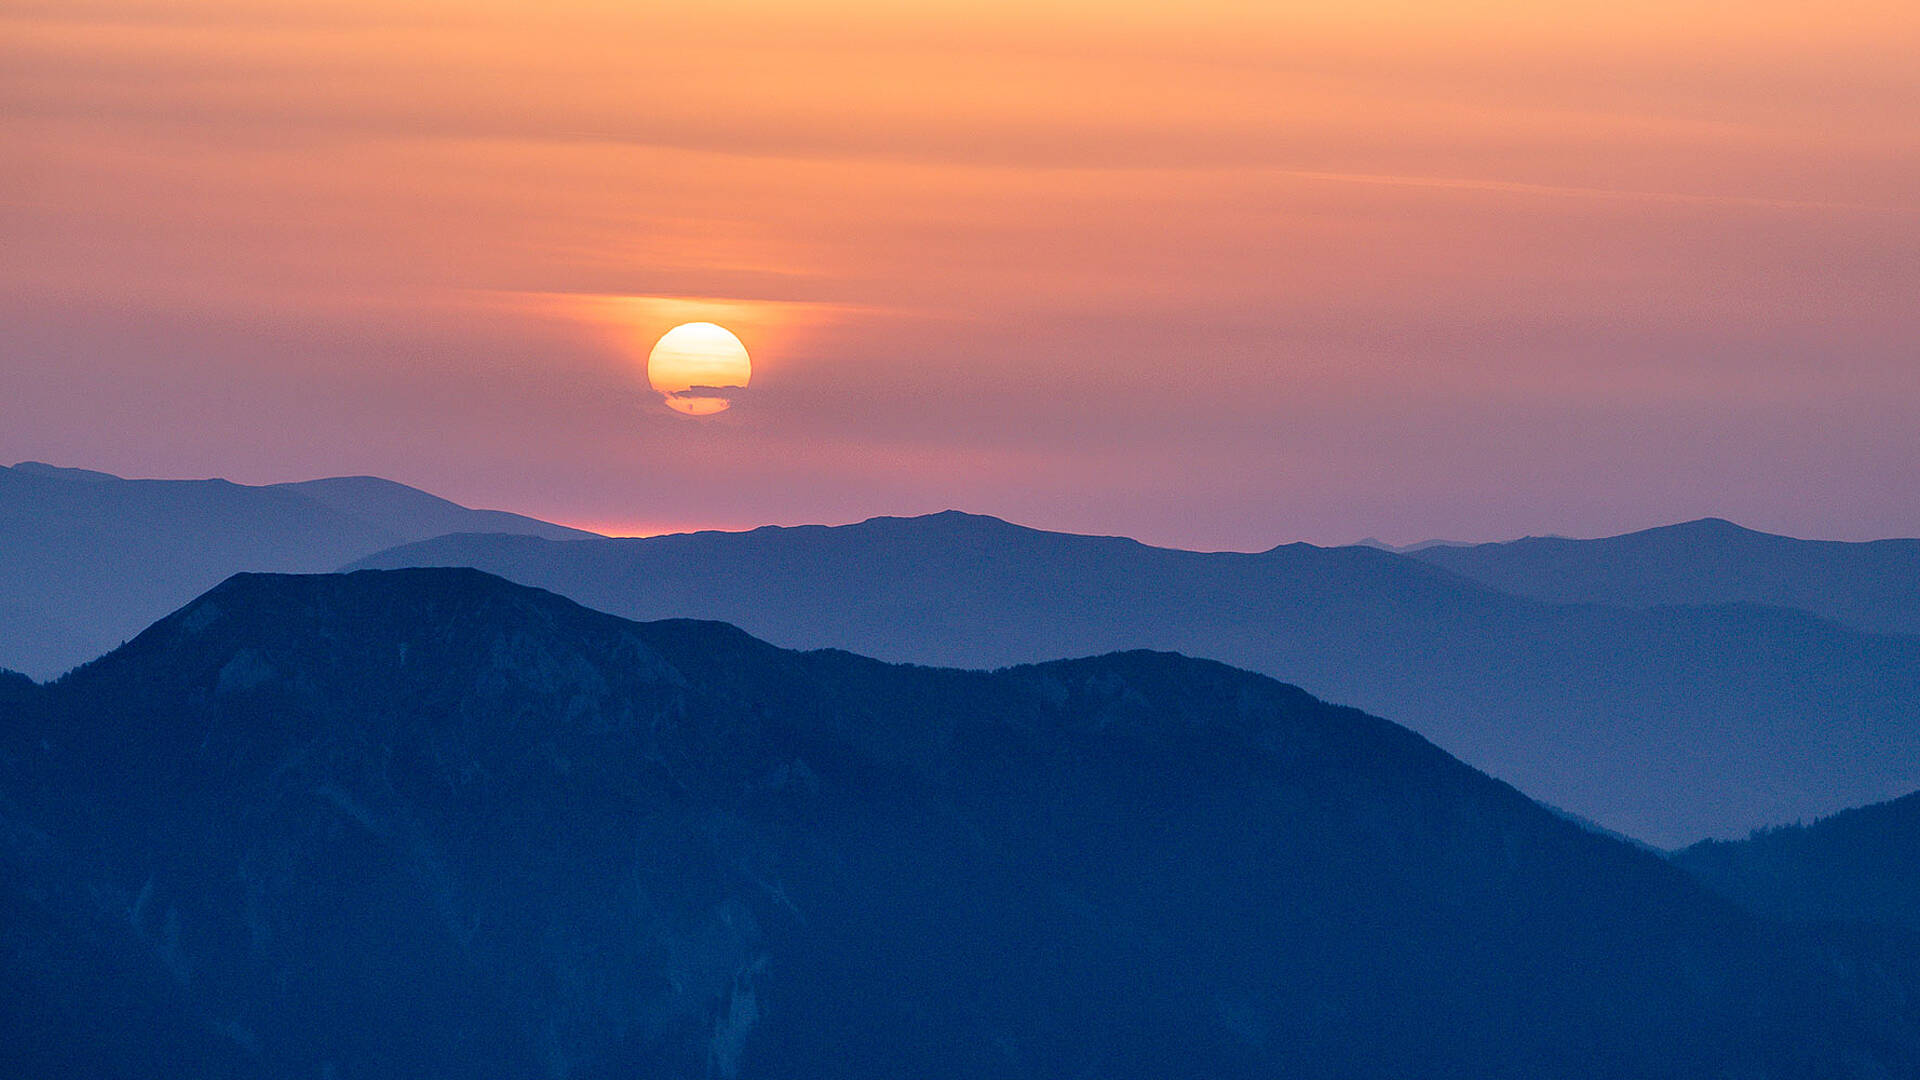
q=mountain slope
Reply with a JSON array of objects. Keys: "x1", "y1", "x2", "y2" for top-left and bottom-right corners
[
  {"x1": 2, "y1": 567, "x2": 1917, "y2": 1078},
  {"x1": 1410, "y1": 518, "x2": 1920, "y2": 636},
  {"x1": 348, "y1": 513, "x2": 1920, "y2": 845},
  {"x1": 0, "y1": 463, "x2": 594, "y2": 680},
  {"x1": 1674, "y1": 791, "x2": 1920, "y2": 936},
  {"x1": 268, "y1": 475, "x2": 595, "y2": 544}
]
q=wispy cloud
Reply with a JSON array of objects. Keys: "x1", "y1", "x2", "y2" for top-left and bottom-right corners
[{"x1": 1267, "y1": 168, "x2": 1918, "y2": 215}]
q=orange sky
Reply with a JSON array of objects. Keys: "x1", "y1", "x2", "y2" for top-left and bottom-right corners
[{"x1": 3, "y1": 0, "x2": 1918, "y2": 546}]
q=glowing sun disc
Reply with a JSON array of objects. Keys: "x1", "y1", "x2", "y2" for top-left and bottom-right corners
[{"x1": 647, "y1": 322, "x2": 751, "y2": 416}]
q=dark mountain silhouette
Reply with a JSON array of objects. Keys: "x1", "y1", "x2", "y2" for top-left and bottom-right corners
[
  {"x1": 1410, "y1": 518, "x2": 1920, "y2": 636},
  {"x1": 348, "y1": 512, "x2": 1920, "y2": 846},
  {"x1": 3, "y1": 567, "x2": 1918, "y2": 1077},
  {"x1": 0, "y1": 462, "x2": 594, "y2": 681},
  {"x1": 10, "y1": 462, "x2": 119, "y2": 483},
  {"x1": 1674, "y1": 791, "x2": 1920, "y2": 937},
  {"x1": 0, "y1": 668, "x2": 33, "y2": 707}
]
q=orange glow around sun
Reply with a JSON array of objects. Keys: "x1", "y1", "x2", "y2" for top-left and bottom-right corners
[{"x1": 511, "y1": 292, "x2": 860, "y2": 419}]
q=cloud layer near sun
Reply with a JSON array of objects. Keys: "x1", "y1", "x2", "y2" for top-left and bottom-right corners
[{"x1": 3, "y1": 0, "x2": 1918, "y2": 546}]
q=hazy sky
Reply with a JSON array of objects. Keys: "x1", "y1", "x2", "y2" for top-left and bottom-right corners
[{"x1": 4, "y1": 0, "x2": 1917, "y2": 548}]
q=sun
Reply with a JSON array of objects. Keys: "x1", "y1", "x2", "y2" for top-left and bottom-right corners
[{"x1": 647, "y1": 322, "x2": 751, "y2": 416}]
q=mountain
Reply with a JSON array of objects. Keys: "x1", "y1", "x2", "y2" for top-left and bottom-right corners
[
  {"x1": 0, "y1": 462, "x2": 595, "y2": 681},
  {"x1": 1353, "y1": 536, "x2": 1481, "y2": 554},
  {"x1": 0, "y1": 668, "x2": 33, "y2": 707},
  {"x1": 1409, "y1": 518, "x2": 1920, "y2": 636},
  {"x1": 1674, "y1": 791, "x2": 1920, "y2": 937},
  {"x1": 3, "y1": 567, "x2": 1918, "y2": 1077},
  {"x1": 348, "y1": 512, "x2": 1920, "y2": 846}
]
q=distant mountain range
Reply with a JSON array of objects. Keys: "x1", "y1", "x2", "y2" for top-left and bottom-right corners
[
  {"x1": 0, "y1": 462, "x2": 593, "y2": 680},
  {"x1": 1409, "y1": 518, "x2": 1920, "y2": 637},
  {"x1": 4, "y1": 568, "x2": 1917, "y2": 1078},
  {"x1": 350, "y1": 512, "x2": 1920, "y2": 846}
]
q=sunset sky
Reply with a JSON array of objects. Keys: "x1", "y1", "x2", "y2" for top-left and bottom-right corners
[{"x1": 3, "y1": 0, "x2": 1917, "y2": 548}]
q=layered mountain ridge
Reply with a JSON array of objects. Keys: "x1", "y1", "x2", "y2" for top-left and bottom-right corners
[
  {"x1": 350, "y1": 511, "x2": 1920, "y2": 844},
  {"x1": 1410, "y1": 517, "x2": 1920, "y2": 636},
  {"x1": 0, "y1": 463, "x2": 593, "y2": 680},
  {"x1": 5, "y1": 568, "x2": 1919, "y2": 1077},
  {"x1": 9, "y1": 457, "x2": 1920, "y2": 845}
]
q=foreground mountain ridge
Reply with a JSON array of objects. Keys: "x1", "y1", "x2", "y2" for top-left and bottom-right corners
[{"x1": 3, "y1": 567, "x2": 1918, "y2": 1078}]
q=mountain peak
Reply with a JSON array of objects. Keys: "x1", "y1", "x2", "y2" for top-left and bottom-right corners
[
  {"x1": 150, "y1": 566, "x2": 618, "y2": 652},
  {"x1": 1653, "y1": 517, "x2": 1765, "y2": 539},
  {"x1": 61, "y1": 568, "x2": 779, "y2": 752},
  {"x1": 851, "y1": 510, "x2": 1169, "y2": 552},
  {"x1": 8, "y1": 461, "x2": 121, "y2": 483},
  {"x1": 858, "y1": 509, "x2": 1025, "y2": 530}
]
